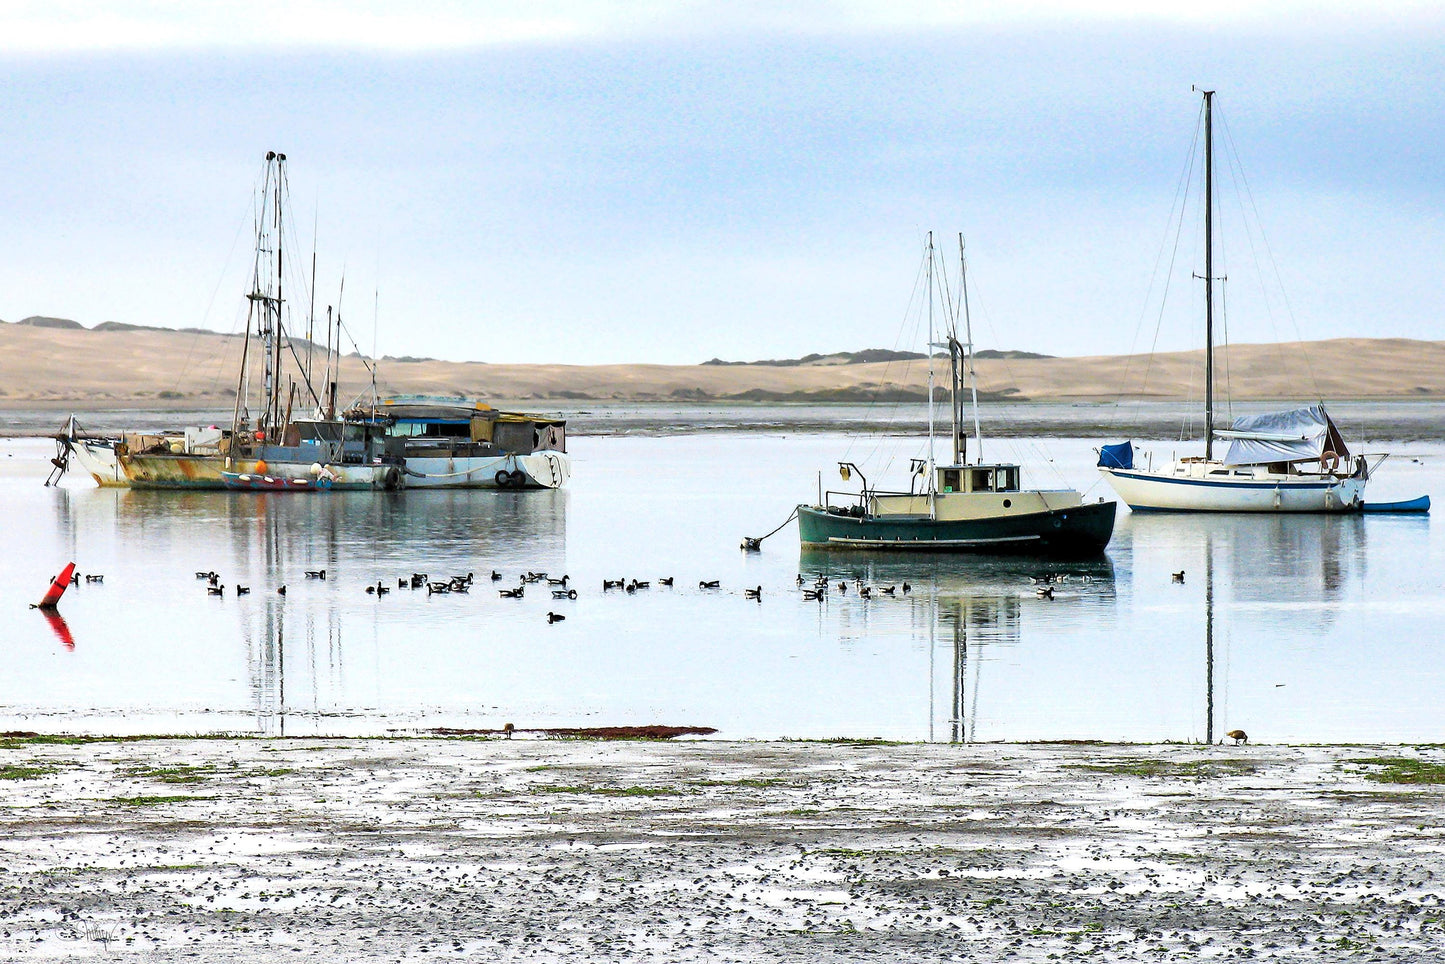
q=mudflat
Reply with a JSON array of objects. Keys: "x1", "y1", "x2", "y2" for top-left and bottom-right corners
[{"x1": 1, "y1": 737, "x2": 1440, "y2": 961}]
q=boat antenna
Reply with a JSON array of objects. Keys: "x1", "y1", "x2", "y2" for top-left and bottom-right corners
[{"x1": 959, "y1": 233, "x2": 982, "y2": 464}]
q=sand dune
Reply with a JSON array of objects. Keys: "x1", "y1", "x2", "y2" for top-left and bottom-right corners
[{"x1": 0, "y1": 322, "x2": 1440, "y2": 405}]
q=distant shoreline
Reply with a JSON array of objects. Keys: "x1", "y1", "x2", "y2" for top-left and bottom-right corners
[
  {"x1": 7, "y1": 397, "x2": 1445, "y2": 442},
  {"x1": 1, "y1": 324, "x2": 1443, "y2": 407}
]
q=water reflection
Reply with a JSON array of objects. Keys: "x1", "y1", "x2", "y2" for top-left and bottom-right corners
[
  {"x1": 937, "y1": 595, "x2": 1021, "y2": 743},
  {"x1": 7, "y1": 431, "x2": 1445, "y2": 742},
  {"x1": 41, "y1": 609, "x2": 75, "y2": 650}
]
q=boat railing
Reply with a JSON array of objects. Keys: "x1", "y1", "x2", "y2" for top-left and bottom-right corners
[{"x1": 820, "y1": 487, "x2": 916, "y2": 514}]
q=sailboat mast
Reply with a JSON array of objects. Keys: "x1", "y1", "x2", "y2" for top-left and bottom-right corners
[{"x1": 1203, "y1": 90, "x2": 1215, "y2": 461}]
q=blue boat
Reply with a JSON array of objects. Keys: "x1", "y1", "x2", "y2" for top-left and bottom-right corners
[{"x1": 1361, "y1": 496, "x2": 1430, "y2": 514}]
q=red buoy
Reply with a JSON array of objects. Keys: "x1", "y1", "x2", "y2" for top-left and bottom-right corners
[{"x1": 36, "y1": 562, "x2": 76, "y2": 610}]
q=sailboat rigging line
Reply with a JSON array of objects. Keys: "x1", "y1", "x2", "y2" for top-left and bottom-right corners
[
  {"x1": 1220, "y1": 279, "x2": 1233, "y2": 424},
  {"x1": 1117, "y1": 99, "x2": 1205, "y2": 430},
  {"x1": 173, "y1": 187, "x2": 259, "y2": 399},
  {"x1": 1217, "y1": 106, "x2": 1322, "y2": 400},
  {"x1": 307, "y1": 207, "x2": 318, "y2": 393},
  {"x1": 844, "y1": 247, "x2": 930, "y2": 473},
  {"x1": 958, "y1": 234, "x2": 982, "y2": 464}
]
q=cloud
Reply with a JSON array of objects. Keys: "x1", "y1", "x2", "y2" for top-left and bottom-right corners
[{"x1": 5, "y1": 0, "x2": 1443, "y2": 52}]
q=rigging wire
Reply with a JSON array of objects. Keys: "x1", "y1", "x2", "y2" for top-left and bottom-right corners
[
  {"x1": 1117, "y1": 99, "x2": 1206, "y2": 432},
  {"x1": 843, "y1": 240, "x2": 932, "y2": 480},
  {"x1": 1216, "y1": 105, "x2": 1322, "y2": 400}
]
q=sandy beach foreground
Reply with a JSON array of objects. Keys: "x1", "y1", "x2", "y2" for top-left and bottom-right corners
[{"x1": 1, "y1": 738, "x2": 1441, "y2": 961}]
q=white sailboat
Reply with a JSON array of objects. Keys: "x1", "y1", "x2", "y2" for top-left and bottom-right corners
[{"x1": 1098, "y1": 90, "x2": 1372, "y2": 513}]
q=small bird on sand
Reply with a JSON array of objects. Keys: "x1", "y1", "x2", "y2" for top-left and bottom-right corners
[
  {"x1": 1225, "y1": 729, "x2": 1248, "y2": 745},
  {"x1": 503, "y1": 723, "x2": 515, "y2": 739},
  {"x1": 491, "y1": 570, "x2": 503, "y2": 581},
  {"x1": 499, "y1": 586, "x2": 524, "y2": 598},
  {"x1": 236, "y1": 586, "x2": 250, "y2": 596},
  {"x1": 744, "y1": 586, "x2": 761, "y2": 600},
  {"x1": 1036, "y1": 586, "x2": 1054, "y2": 599},
  {"x1": 207, "y1": 585, "x2": 224, "y2": 596},
  {"x1": 659, "y1": 577, "x2": 674, "y2": 587},
  {"x1": 277, "y1": 586, "x2": 286, "y2": 596},
  {"x1": 546, "y1": 612, "x2": 566, "y2": 624},
  {"x1": 699, "y1": 580, "x2": 720, "y2": 589},
  {"x1": 305, "y1": 569, "x2": 326, "y2": 580},
  {"x1": 1172, "y1": 571, "x2": 1185, "y2": 583}
]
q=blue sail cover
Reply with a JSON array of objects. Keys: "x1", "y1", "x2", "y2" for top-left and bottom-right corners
[
  {"x1": 1098, "y1": 441, "x2": 1134, "y2": 469},
  {"x1": 1220, "y1": 405, "x2": 1349, "y2": 466}
]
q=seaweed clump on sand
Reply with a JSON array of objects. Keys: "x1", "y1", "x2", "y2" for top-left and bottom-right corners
[{"x1": 429, "y1": 725, "x2": 717, "y2": 740}]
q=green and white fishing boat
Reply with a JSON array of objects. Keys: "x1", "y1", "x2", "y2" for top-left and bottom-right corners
[{"x1": 797, "y1": 234, "x2": 1116, "y2": 557}]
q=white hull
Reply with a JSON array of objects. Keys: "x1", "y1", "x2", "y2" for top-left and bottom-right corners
[
  {"x1": 69, "y1": 439, "x2": 128, "y2": 487},
  {"x1": 401, "y1": 451, "x2": 570, "y2": 489},
  {"x1": 1101, "y1": 466, "x2": 1365, "y2": 512}
]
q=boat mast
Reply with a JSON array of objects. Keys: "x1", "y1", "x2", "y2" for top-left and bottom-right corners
[
  {"x1": 925, "y1": 232, "x2": 937, "y2": 504},
  {"x1": 272, "y1": 152, "x2": 286, "y2": 435},
  {"x1": 1203, "y1": 90, "x2": 1215, "y2": 461},
  {"x1": 959, "y1": 233, "x2": 982, "y2": 464}
]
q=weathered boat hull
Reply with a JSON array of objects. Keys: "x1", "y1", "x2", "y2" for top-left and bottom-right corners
[
  {"x1": 1100, "y1": 468, "x2": 1366, "y2": 513},
  {"x1": 119, "y1": 453, "x2": 228, "y2": 489},
  {"x1": 66, "y1": 438, "x2": 128, "y2": 487},
  {"x1": 123, "y1": 454, "x2": 399, "y2": 490},
  {"x1": 797, "y1": 500, "x2": 1116, "y2": 557}
]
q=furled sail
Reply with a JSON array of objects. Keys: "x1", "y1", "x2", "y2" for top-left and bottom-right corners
[{"x1": 1218, "y1": 405, "x2": 1349, "y2": 466}]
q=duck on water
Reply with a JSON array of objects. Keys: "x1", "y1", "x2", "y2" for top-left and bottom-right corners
[{"x1": 796, "y1": 232, "x2": 1116, "y2": 557}]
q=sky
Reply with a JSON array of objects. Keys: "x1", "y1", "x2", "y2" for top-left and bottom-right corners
[{"x1": 1, "y1": 2, "x2": 1442, "y2": 365}]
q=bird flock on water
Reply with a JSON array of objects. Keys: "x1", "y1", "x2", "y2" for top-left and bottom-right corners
[{"x1": 176, "y1": 564, "x2": 1142, "y2": 623}]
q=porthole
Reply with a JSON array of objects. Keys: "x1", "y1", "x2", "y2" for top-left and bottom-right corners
[{"x1": 1003, "y1": 499, "x2": 1012, "y2": 508}]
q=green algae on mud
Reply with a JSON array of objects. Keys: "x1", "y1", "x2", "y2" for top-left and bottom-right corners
[
  {"x1": 1064, "y1": 758, "x2": 1260, "y2": 779},
  {"x1": 1350, "y1": 757, "x2": 1445, "y2": 784}
]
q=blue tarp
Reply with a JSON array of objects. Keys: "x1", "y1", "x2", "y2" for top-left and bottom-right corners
[{"x1": 1098, "y1": 441, "x2": 1134, "y2": 469}]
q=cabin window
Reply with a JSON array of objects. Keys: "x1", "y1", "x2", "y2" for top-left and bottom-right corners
[
  {"x1": 970, "y1": 469, "x2": 993, "y2": 492},
  {"x1": 1000, "y1": 467, "x2": 1019, "y2": 491},
  {"x1": 942, "y1": 469, "x2": 960, "y2": 492}
]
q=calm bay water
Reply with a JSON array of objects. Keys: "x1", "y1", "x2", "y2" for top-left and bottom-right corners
[{"x1": 2, "y1": 420, "x2": 1442, "y2": 742}]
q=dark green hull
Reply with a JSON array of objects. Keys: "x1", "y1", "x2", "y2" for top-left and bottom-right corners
[{"x1": 797, "y1": 500, "x2": 1116, "y2": 557}]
